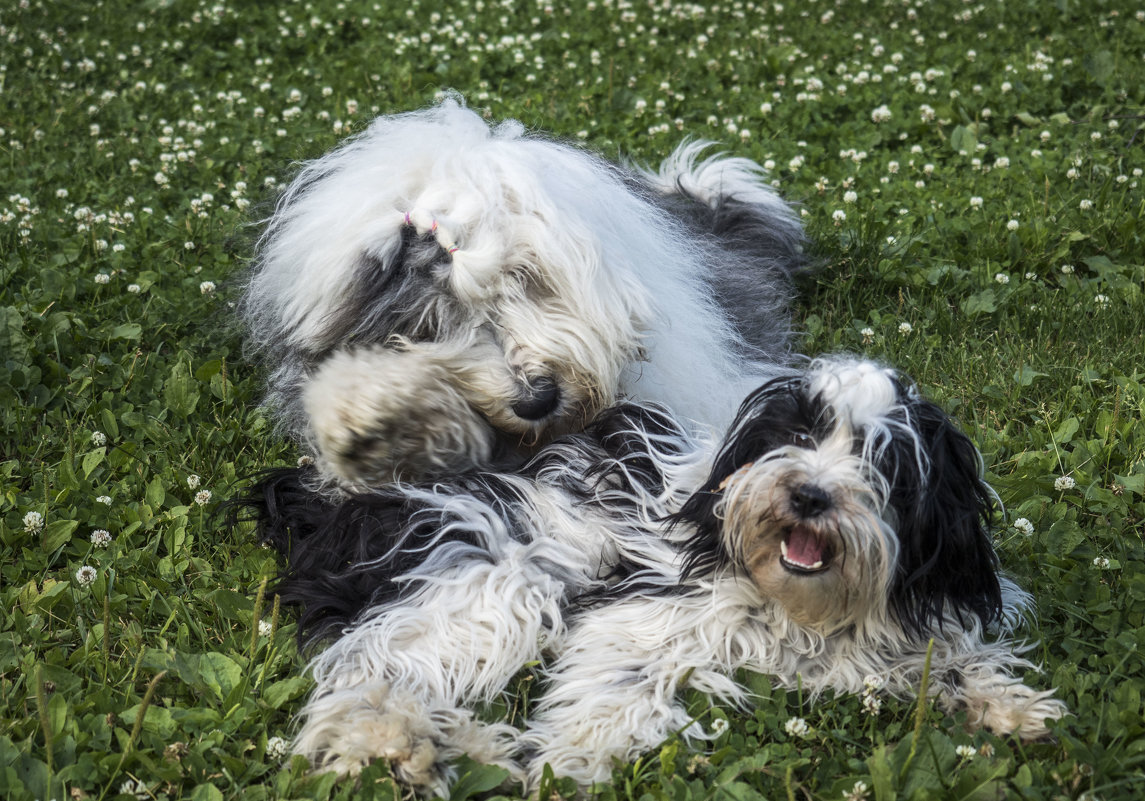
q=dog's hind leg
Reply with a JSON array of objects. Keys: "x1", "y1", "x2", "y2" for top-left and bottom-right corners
[
  {"x1": 291, "y1": 541, "x2": 572, "y2": 792},
  {"x1": 520, "y1": 593, "x2": 747, "y2": 790}
]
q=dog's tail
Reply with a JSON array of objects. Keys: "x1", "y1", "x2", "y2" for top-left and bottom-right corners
[
  {"x1": 637, "y1": 140, "x2": 807, "y2": 276},
  {"x1": 633, "y1": 141, "x2": 808, "y2": 363}
]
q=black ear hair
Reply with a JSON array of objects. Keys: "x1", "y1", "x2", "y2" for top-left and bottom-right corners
[
  {"x1": 668, "y1": 375, "x2": 808, "y2": 581},
  {"x1": 229, "y1": 467, "x2": 480, "y2": 647},
  {"x1": 885, "y1": 393, "x2": 1003, "y2": 637}
]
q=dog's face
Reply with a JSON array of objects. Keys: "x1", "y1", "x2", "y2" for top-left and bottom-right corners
[
  {"x1": 294, "y1": 208, "x2": 646, "y2": 484},
  {"x1": 675, "y1": 358, "x2": 1002, "y2": 636},
  {"x1": 246, "y1": 110, "x2": 665, "y2": 483}
]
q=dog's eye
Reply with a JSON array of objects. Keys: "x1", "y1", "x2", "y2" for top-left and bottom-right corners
[{"x1": 790, "y1": 431, "x2": 814, "y2": 447}]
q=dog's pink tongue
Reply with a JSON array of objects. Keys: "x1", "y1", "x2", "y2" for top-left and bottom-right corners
[{"x1": 785, "y1": 526, "x2": 825, "y2": 566}]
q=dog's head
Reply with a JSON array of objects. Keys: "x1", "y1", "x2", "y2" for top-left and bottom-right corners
[
  {"x1": 244, "y1": 100, "x2": 802, "y2": 485},
  {"x1": 244, "y1": 102, "x2": 670, "y2": 482},
  {"x1": 673, "y1": 357, "x2": 1002, "y2": 637}
]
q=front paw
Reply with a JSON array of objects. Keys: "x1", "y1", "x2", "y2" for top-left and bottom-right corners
[
  {"x1": 304, "y1": 346, "x2": 495, "y2": 484},
  {"x1": 958, "y1": 679, "x2": 1068, "y2": 740},
  {"x1": 294, "y1": 682, "x2": 449, "y2": 793}
]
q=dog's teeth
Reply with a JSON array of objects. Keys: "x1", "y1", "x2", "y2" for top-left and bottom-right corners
[
  {"x1": 780, "y1": 540, "x2": 788, "y2": 558},
  {"x1": 810, "y1": 560, "x2": 823, "y2": 570}
]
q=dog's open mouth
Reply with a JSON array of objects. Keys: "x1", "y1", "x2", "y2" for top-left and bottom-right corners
[{"x1": 780, "y1": 525, "x2": 832, "y2": 574}]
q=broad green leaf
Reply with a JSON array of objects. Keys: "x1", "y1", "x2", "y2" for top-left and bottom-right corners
[{"x1": 41, "y1": 519, "x2": 79, "y2": 553}]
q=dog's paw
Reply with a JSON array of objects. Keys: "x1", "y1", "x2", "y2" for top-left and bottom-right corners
[
  {"x1": 295, "y1": 682, "x2": 449, "y2": 793},
  {"x1": 958, "y1": 679, "x2": 1068, "y2": 740},
  {"x1": 304, "y1": 346, "x2": 495, "y2": 483}
]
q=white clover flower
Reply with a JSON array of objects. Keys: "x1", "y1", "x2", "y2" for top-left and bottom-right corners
[
  {"x1": 1093, "y1": 556, "x2": 1111, "y2": 569},
  {"x1": 23, "y1": 511, "x2": 44, "y2": 534},
  {"x1": 860, "y1": 327, "x2": 875, "y2": 345},
  {"x1": 1079, "y1": 199, "x2": 1094, "y2": 211},
  {"x1": 1054, "y1": 475, "x2": 1076, "y2": 491},
  {"x1": 266, "y1": 736, "x2": 291, "y2": 761},
  {"x1": 94, "y1": 272, "x2": 111, "y2": 285},
  {"x1": 832, "y1": 209, "x2": 847, "y2": 225},
  {"x1": 871, "y1": 104, "x2": 893, "y2": 123},
  {"x1": 195, "y1": 489, "x2": 212, "y2": 506},
  {"x1": 91, "y1": 430, "x2": 107, "y2": 446},
  {"x1": 75, "y1": 565, "x2": 98, "y2": 586},
  {"x1": 258, "y1": 619, "x2": 273, "y2": 637},
  {"x1": 898, "y1": 322, "x2": 913, "y2": 335},
  {"x1": 784, "y1": 716, "x2": 810, "y2": 737},
  {"x1": 956, "y1": 744, "x2": 976, "y2": 760},
  {"x1": 843, "y1": 190, "x2": 858, "y2": 203},
  {"x1": 1006, "y1": 219, "x2": 1020, "y2": 231},
  {"x1": 844, "y1": 780, "x2": 870, "y2": 801},
  {"x1": 127, "y1": 283, "x2": 141, "y2": 294},
  {"x1": 863, "y1": 674, "x2": 884, "y2": 692},
  {"x1": 710, "y1": 717, "x2": 729, "y2": 736},
  {"x1": 1094, "y1": 294, "x2": 1110, "y2": 308},
  {"x1": 91, "y1": 529, "x2": 112, "y2": 547},
  {"x1": 1013, "y1": 518, "x2": 1034, "y2": 536},
  {"x1": 297, "y1": 455, "x2": 314, "y2": 468},
  {"x1": 187, "y1": 474, "x2": 201, "y2": 490},
  {"x1": 119, "y1": 778, "x2": 150, "y2": 800},
  {"x1": 969, "y1": 196, "x2": 983, "y2": 209},
  {"x1": 1000, "y1": 81, "x2": 1012, "y2": 92},
  {"x1": 200, "y1": 280, "x2": 216, "y2": 294},
  {"x1": 96, "y1": 495, "x2": 113, "y2": 505},
  {"x1": 995, "y1": 273, "x2": 1010, "y2": 285},
  {"x1": 862, "y1": 693, "x2": 882, "y2": 715}
]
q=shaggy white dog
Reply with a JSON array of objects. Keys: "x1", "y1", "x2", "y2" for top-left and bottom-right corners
[
  {"x1": 242, "y1": 99, "x2": 804, "y2": 485},
  {"x1": 244, "y1": 356, "x2": 1066, "y2": 794}
]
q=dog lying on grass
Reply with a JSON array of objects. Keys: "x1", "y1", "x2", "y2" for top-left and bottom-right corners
[
  {"x1": 242, "y1": 355, "x2": 1066, "y2": 793},
  {"x1": 241, "y1": 99, "x2": 804, "y2": 486}
]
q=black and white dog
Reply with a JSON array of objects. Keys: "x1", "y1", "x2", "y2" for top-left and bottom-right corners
[
  {"x1": 241, "y1": 99, "x2": 804, "y2": 486},
  {"x1": 245, "y1": 356, "x2": 1065, "y2": 793}
]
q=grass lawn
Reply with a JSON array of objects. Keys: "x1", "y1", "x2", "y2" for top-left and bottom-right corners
[{"x1": 2, "y1": 0, "x2": 1143, "y2": 799}]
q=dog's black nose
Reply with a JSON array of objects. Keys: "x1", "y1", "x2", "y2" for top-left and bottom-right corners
[
  {"x1": 791, "y1": 483, "x2": 832, "y2": 518},
  {"x1": 511, "y1": 376, "x2": 561, "y2": 420}
]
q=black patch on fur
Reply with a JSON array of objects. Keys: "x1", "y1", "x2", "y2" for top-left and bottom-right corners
[
  {"x1": 233, "y1": 466, "x2": 530, "y2": 646},
  {"x1": 326, "y1": 230, "x2": 461, "y2": 352},
  {"x1": 649, "y1": 183, "x2": 803, "y2": 363},
  {"x1": 670, "y1": 372, "x2": 827, "y2": 581},
  {"x1": 234, "y1": 403, "x2": 691, "y2": 645},
  {"x1": 877, "y1": 386, "x2": 1003, "y2": 636}
]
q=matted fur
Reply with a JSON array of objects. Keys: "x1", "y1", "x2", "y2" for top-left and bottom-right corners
[
  {"x1": 241, "y1": 98, "x2": 804, "y2": 486},
  {"x1": 242, "y1": 356, "x2": 1066, "y2": 793}
]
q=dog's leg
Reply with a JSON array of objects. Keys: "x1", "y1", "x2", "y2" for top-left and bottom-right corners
[
  {"x1": 927, "y1": 645, "x2": 1067, "y2": 739},
  {"x1": 873, "y1": 637, "x2": 1067, "y2": 740},
  {"x1": 304, "y1": 341, "x2": 508, "y2": 483},
  {"x1": 522, "y1": 594, "x2": 744, "y2": 790},
  {"x1": 292, "y1": 542, "x2": 573, "y2": 791}
]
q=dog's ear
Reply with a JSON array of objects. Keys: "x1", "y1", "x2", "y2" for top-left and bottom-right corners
[
  {"x1": 885, "y1": 395, "x2": 1003, "y2": 637},
  {"x1": 669, "y1": 376, "x2": 808, "y2": 580}
]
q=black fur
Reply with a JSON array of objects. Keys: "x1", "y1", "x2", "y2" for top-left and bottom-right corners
[
  {"x1": 640, "y1": 177, "x2": 804, "y2": 365},
  {"x1": 235, "y1": 404, "x2": 690, "y2": 645},
  {"x1": 881, "y1": 388, "x2": 1002, "y2": 636}
]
